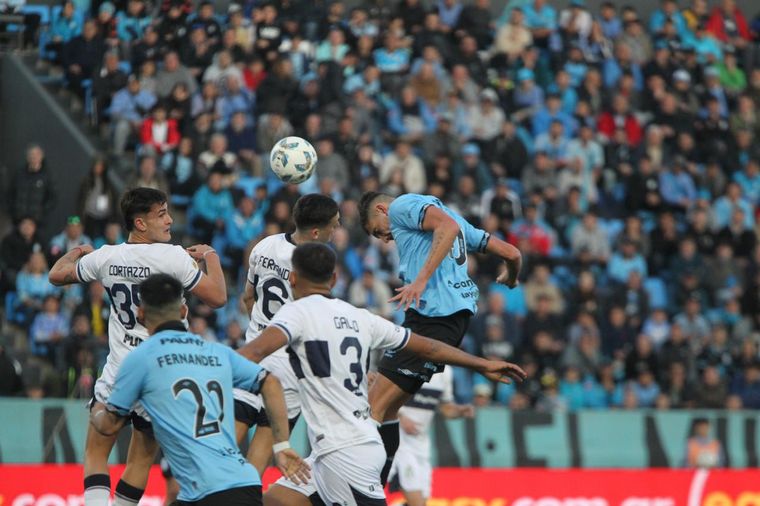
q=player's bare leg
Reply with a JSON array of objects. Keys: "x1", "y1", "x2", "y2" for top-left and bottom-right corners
[
  {"x1": 112, "y1": 427, "x2": 160, "y2": 506},
  {"x1": 84, "y1": 402, "x2": 119, "y2": 505},
  {"x1": 369, "y1": 374, "x2": 413, "y2": 423},
  {"x1": 263, "y1": 484, "x2": 312, "y2": 506},
  {"x1": 402, "y1": 490, "x2": 426, "y2": 506},
  {"x1": 235, "y1": 420, "x2": 250, "y2": 446},
  {"x1": 247, "y1": 425, "x2": 274, "y2": 476}
]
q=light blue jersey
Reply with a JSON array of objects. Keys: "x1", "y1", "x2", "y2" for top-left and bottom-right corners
[
  {"x1": 389, "y1": 194, "x2": 490, "y2": 317},
  {"x1": 107, "y1": 324, "x2": 267, "y2": 502}
]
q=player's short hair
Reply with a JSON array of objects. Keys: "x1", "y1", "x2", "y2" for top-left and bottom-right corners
[
  {"x1": 139, "y1": 274, "x2": 183, "y2": 316},
  {"x1": 293, "y1": 194, "x2": 339, "y2": 231},
  {"x1": 292, "y1": 243, "x2": 336, "y2": 284},
  {"x1": 358, "y1": 191, "x2": 391, "y2": 233},
  {"x1": 120, "y1": 188, "x2": 168, "y2": 231}
]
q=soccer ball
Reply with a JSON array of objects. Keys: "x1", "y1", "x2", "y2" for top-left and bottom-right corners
[{"x1": 269, "y1": 136, "x2": 318, "y2": 184}]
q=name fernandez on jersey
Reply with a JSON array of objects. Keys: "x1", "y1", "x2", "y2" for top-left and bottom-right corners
[{"x1": 254, "y1": 255, "x2": 291, "y2": 280}]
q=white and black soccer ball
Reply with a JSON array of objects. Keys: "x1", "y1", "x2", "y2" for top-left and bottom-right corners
[{"x1": 269, "y1": 136, "x2": 318, "y2": 184}]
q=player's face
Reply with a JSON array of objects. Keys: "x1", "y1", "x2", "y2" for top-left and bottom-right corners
[
  {"x1": 140, "y1": 202, "x2": 173, "y2": 242},
  {"x1": 315, "y1": 213, "x2": 341, "y2": 243},
  {"x1": 367, "y1": 205, "x2": 393, "y2": 243}
]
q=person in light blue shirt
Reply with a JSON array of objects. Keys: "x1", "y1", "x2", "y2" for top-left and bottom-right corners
[
  {"x1": 437, "y1": 0, "x2": 463, "y2": 30},
  {"x1": 115, "y1": 0, "x2": 151, "y2": 44},
  {"x1": 712, "y1": 182, "x2": 755, "y2": 230},
  {"x1": 649, "y1": 0, "x2": 688, "y2": 38},
  {"x1": 734, "y1": 159, "x2": 760, "y2": 204},
  {"x1": 190, "y1": 170, "x2": 235, "y2": 244},
  {"x1": 109, "y1": 75, "x2": 157, "y2": 156},
  {"x1": 532, "y1": 94, "x2": 577, "y2": 137},
  {"x1": 608, "y1": 240, "x2": 648, "y2": 284},
  {"x1": 90, "y1": 274, "x2": 309, "y2": 505},
  {"x1": 659, "y1": 161, "x2": 697, "y2": 212},
  {"x1": 373, "y1": 36, "x2": 411, "y2": 74},
  {"x1": 359, "y1": 191, "x2": 524, "y2": 485}
]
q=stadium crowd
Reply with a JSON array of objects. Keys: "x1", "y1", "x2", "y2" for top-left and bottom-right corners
[{"x1": 2, "y1": 0, "x2": 760, "y2": 413}]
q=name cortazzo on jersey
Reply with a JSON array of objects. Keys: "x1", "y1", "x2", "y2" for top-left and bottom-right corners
[
  {"x1": 108, "y1": 265, "x2": 152, "y2": 278},
  {"x1": 254, "y1": 255, "x2": 290, "y2": 280}
]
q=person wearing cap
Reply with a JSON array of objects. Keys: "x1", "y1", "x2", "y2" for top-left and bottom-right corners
[
  {"x1": 95, "y1": 1, "x2": 118, "y2": 44},
  {"x1": 49, "y1": 216, "x2": 94, "y2": 264},
  {"x1": 511, "y1": 66, "x2": 545, "y2": 121},
  {"x1": 453, "y1": 142, "x2": 493, "y2": 192}
]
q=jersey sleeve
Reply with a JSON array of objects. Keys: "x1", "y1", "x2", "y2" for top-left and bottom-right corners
[
  {"x1": 106, "y1": 347, "x2": 148, "y2": 416},
  {"x1": 267, "y1": 302, "x2": 304, "y2": 344},
  {"x1": 225, "y1": 346, "x2": 269, "y2": 395},
  {"x1": 76, "y1": 249, "x2": 100, "y2": 283},
  {"x1": 367, "y1": 311, "x2": 410, "y2": 352},
  {"x1": 389, "y1": 194, "x2": 438, "y2": 231},
  {"x1": 172, "y1": 246, "x2": 203, "y2": 291},
  {"x1": 461, "y1": 219, "x2": 490, "y2": 254},
  {"x1": 246, "y1": 249, "x2": 258, "y2": 285}
]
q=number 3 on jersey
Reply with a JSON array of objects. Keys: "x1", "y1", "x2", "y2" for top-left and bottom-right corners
[
  {"x1": 105, "y1": 282, "x2": 140, "y2": 330},
  {"x1": 252, "y1": 275, "x2": 290, "y2": 319}
]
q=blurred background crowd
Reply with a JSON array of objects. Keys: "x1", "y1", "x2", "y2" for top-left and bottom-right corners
[{"x1": 2, "y1": 0, "x2": 760, "y2": 414}]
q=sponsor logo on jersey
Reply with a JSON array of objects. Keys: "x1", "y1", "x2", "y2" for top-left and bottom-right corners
[{"x1": 123, "y1": 333, "x2": 144, "y2": 347}]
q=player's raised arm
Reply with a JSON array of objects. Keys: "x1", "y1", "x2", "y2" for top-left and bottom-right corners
[
  {"x1": 49, "y1": 244, "x2": 94, "y2": 285},
  {"x1": 392, "y1": 205, "x2": 460, "y2": 311},
  {"x1": 404, "y1": 332, "x2": 527, "y2": 384},
  {"x1": 186, "y1": 244, "x2": 227, "y2": 308},
  {"x1": 484, "y1": 235, "x2": 523, "y2": 288}
]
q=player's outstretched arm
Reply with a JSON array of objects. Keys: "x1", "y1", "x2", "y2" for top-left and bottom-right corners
[
  {"x1": 48, "y1": 244, "x2": 94, "y2": 285},
  {"x1": 260, "y1": 374, "x2": 311, "y2": 484},
  {"x1": 391, "y1": 206, "x2": 460, "y2": 311},
  {"x1": 485, "y1": 236, "x2": 522, "y2": 288},
  {"x1": 238, "y1": 325, "x2": 288, "y2": 364},
  {"x1": 186, "y1": 244, "x2": 227, "y2": 308},
  {"x1": 404, "y1": 333, "x2": 527, "y2": 384}
]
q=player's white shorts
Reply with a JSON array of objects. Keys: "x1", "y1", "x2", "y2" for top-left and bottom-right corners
[
  {"x1": 233, "y1": 353, "x2": 301, "y2": 424},
  {"x1": 93, "y1": 361, "x2": 150, "y2": 422},
  {"x1": 272, "y1": 454, "x2": 318, "y2": 497},
  {"x1": 389, "y1": 448, "x2": 432, "y2": 498},
  {"x1": 313, "y1": 442, "x2": 386, "y2": 505}
]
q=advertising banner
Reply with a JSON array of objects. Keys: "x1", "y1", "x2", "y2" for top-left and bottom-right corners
[{"x1": 1, "y1": 466, "x2": 758, "y2": 506}]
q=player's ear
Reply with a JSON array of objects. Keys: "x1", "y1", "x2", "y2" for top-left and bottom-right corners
[
  {"x1": 310, "y1": 227, "x2": 320, "y2": 240},
  {"x1": 289, "y1": 270, "x2": 298, "y2": 289},
  {"x1": 375, "y1": 202, "x2": 387, "y2": 216},
  {"x1": 329, "y1": 271, "x2": 337, "y2": 289},
  {"x1": 180, "y1": 303, "x2": 189, "y2": 321},
  {"x1": 134, "y1": 216, "x2": 147, "y2": 232}
]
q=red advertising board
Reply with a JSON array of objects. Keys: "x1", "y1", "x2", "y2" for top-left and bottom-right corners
[{"x1": 0, "y1": 466, "x2": 758, "y2": 506}]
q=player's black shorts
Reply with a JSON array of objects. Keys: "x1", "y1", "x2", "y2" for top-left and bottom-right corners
[
  {"x1": 378, "y1": 308, "x2": 471, "y2": 395},
  {"x1": 234, "y1": 399, "x2": 300, "y2": 431},
  {"x1": 176, "y1": 485, "x2": 262, "y2": 506}
]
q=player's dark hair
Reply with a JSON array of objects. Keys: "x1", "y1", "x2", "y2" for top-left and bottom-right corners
[
  {"x1": 292, "y1": 243, "x2": 336, "y2": 284},
  {"x1": 293, "y1": 194, "x2": 339, "y2": 231},
  {"x1": 139, "y1": 274, "x2": 183, "y2": 312},
  {"x1": 120, "y1": 188, "x2": 168, "y2": 231},
  {"x1": 358, "y1": 191, "x2": 390, "y2": 233}
]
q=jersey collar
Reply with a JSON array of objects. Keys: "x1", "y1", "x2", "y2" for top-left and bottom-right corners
[
  {"x1": 285, "y1": 233, "x2": 296, "y2": 245},
  {"x1": 154, "y1": 320, "x2": 187, "y2": 333}
]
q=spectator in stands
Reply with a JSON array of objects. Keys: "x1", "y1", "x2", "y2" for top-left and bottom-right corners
[
  {"x1": 46, "y1": 0, "x2": 82, "y2": 64},
  {"x1": 140, "y1": 102, "x2": 180, "y2": 155},
  {"x1": 608, "y1": 239, "x2": 648, "y2": 285},
  {"x1": 223, "y1": 196, "x2": 264, "y2": 273},
  {"x1": 16, "y1": 252, "x2": 59, "y2": 318},
  {"x1": 116, "y1": 0, "x2": 150, "y2": 46},
  {"x1": 190, "y1": 169, "x2": 234, "y2": 244},
  {"x1": 379, "y1": 139, "x2": 425, "y2": 196},
  {"x1": 92, "y1": 50, "x2": 128, "y2": 123},
  {"x1": 0, "y1": 217, "x2": 43, "y2": 297},
  {"x1": 198, "y1": 133, "x2": 239, "y2": 186},
  {"x1": 48, "y1": 216, "x2": 93, "y2": 265},
  {"x1": 126, "y1": 154, "x2": 169, "y2": 194},
  {"x1": 62, "y1": 19, "x2": 105, "y2": 98},
  {"x1": 695, "y1": 365, "x2": 729, "y2": 408},
  {"x1": 93, "y1": 220, "x2": 123, "y2": 249},
  {"x1": 256, "y1": 111, "x2": 293, "y2": 154},
  {"x1": 491, "y1": 7, "x2": 532, "y2": 67},
  {"x1": 348, "y1": 270, "x2": 393, "y2": 319},
  {"x1": 131, "y1": 25, "x2": 162, "y2": 69},
  {"x1": 6, "y1": 144, "x2": 57, "y2": 225},
  {"x1": 0, "y1": 337, "x2": 24, "y2": 396},
  {"x1": 29, "y1": 295, "x2": 69, "y2": 370},
  {"x1": 109, "y1": 74, "x2": 156, "y2": 155},
  {"x1": 156, "y1": 50, "x2": 197, "y2": 98}
]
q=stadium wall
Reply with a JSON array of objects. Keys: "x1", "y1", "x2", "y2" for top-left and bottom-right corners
[{"x1": 0, "y1": 398, "x2": 757, "y2": 468}]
